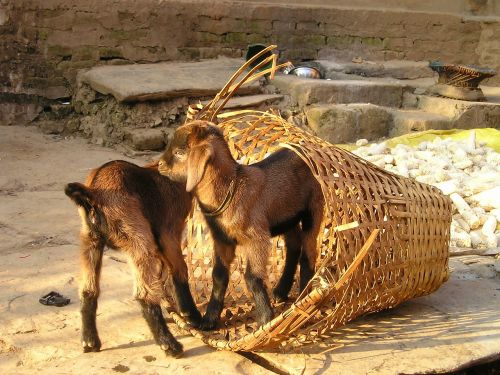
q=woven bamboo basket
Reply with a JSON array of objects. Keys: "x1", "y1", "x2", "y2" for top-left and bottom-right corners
[{"x1": 165, "y1": 46, "x2": 452, "y2": 352}]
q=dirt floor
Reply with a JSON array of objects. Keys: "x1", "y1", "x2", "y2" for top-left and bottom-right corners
[
  {"x1": 0, "y1": 125, "x2": 272, "y2": 374},
  {"x1": 1, "y1": 125, "x2": 499, "y2": 375}
]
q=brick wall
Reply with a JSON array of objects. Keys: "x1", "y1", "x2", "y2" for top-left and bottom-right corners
[{"x1": 1, "y1": 0, "x2": 499, "y2": 107}]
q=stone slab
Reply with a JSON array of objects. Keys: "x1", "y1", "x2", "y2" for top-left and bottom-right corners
[
  {"x1": 316, "y1": 59, "x2": 434, "y2": 80},
  {"x1": 273, "y1": 74, "x2": 409, "y2": 108},
  {"x1": 82, "y1": 58, "x2": 261, "y2": 103},
  {"x1": 259, "y1": 256, "x2": 500, "y2": 375},
  {"x1": 201, "y1": 94, "x2": 283, "y2": 109},
  {"x1": 427, "y1": 83, "x2": 486, "y2": 102}
]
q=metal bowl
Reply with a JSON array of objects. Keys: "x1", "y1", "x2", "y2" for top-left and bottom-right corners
[{"x1": 288, "y1": 66, "x2": 322, "y2": 79}]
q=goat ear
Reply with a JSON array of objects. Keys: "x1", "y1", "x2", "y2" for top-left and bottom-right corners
[{"x1": 186, "y1": 144, "x2": 212, "y2": 192}]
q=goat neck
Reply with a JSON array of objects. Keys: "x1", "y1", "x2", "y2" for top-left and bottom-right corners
[{"x1": 194, "y1": 141, "x2": 239, "y2": 214}]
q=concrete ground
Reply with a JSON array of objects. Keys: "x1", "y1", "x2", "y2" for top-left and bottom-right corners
[{"x1": 1, "y1": 125, "x2": 499, "y2": 375}]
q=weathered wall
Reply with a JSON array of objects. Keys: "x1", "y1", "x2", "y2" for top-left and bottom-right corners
[
  {"x1": 248, "y1": 0, "x2": 500, "y2": 17},
  {"x1": 1, "y1": 0, "x2": 499, "y2": 119}
]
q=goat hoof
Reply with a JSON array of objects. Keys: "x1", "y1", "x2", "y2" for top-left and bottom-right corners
[
  {"x1": 185, "y1": 313, "x2": 202, "y2": 329},
  {"x1": 272, "y1": 289, "x2": 289, "y2": 304},
  {"x1": 161, "y1": 342, "x2": 183, "y2": 358},
  {"x1": 199, "y1": 317, "x2": 217, "y2": 331},
  {"x1": 82, "y1": 338, "x2": 101, "y2": 353}
]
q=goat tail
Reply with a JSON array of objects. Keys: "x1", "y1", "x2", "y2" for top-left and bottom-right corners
[{"x1": 65, "y1": 182, "x2": 94, "y2": 208}]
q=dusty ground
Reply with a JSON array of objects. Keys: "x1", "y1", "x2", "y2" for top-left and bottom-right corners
[
  {"x1": 0, "y1": 125, "x2": 270, "y2": 374},
  {"x1": 1, "y1": 125, "x2": 499, "y2": 375}
]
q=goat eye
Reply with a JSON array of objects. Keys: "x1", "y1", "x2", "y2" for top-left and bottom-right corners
[{"x1": 174, "y1": 149, "x2": 186, "y2": 158}]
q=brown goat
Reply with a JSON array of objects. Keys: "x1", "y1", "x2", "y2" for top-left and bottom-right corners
[
  {"x1": 158, "y1": 121, "x2": 324, "y2": 330},
  {"x1": 65, "y1": 160, "x2": 201, "y2": 357}
]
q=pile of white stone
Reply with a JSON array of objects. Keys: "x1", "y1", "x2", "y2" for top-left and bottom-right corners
[{"x1": 352, "y1": 132, "x2": 500, "y2": 252}]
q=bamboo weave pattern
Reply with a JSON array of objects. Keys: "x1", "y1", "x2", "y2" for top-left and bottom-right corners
[{"x1": 167, "y1": 47, "x2": 452, "y2": 351}]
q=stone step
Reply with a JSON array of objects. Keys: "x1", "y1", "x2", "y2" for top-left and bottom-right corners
[
  {"x1": 273, "y1": 75, "x2": 411, "y2": 107},
  {"x1": 390, "y1": 109, "x2": 452, "y2": 137},
  {"x1": 315, "y1": 59, "x2": 435, "y2": 80},
  {"x1": 416, "y1": 94, "x2": 500, "y2": 129},
  {"x1": 305, "y1": 103, "x2": 392, "y2": 143},
  {"x1": 200, "y1": 94, "x2": 283, "y2": 110},
  {"x1": 82, "y1": 57, "x2": 261, "y2": 103},
  {"x1": 304, "y1": 102, "x2": 489, "y2": 144}
]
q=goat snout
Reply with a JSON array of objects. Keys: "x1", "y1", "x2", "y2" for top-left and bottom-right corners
[{"x1": 157, "y1": 159, "x2": 167, "y2": 172}]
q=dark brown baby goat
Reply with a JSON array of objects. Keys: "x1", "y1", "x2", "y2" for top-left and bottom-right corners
[
  {"x1": 65, "y1": 160, "x2": 201, "y2": 357},
  {"x1": 158, "y1": 121, "x2": 324, "y2": 330}
]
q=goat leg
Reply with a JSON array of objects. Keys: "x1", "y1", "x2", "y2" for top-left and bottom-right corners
[
  {"x1": 139, "y1": 300, "x2": 183, "y2": 357},
  {"x1": 200, "y1": 254, "x2": 231, "y2": 331},
  {"x1": 299, "y1": 254, "x2": 315, "y2": 291},
  {"x1": 242, "y1": 234, "x2": 274, "y2": 326},
  {"x1": 245, "y1": 263, "x2": 274, "y2": 326},
  {"x1": 273, "y1": 226, "x2": 302, "y2": 302},
  {"x1": 160, "y1": 234, "x2": 202, "y2": 328},
  {"x1": 298, "y1": 206, "x2": 322, "y2": 291},
  {"x1": 129, "y1": 241, "x2": 184, "y2": 357},
  {"x1": 172, "y1": 276, "x2": 202, "y2": 327},
  {"x1": 79, "y1": 232, "x2": 104, "y2": 353}
]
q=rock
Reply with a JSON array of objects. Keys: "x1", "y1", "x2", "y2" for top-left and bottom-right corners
[{"x1": 124, "y1": 128, "x2": 167, "y2": 151}]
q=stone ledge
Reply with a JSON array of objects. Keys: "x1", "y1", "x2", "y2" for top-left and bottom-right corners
[
  {"x1": 273, "y1": 75, "x2": 409, "y2": 107},
  {"x1": 316, "y1": 59, "x2": 435, "y2": 80},
  {"x1": 417, "y1": 94, "x2": 500, "y2": 129},
  {"x1": 82, "y1": 58, "x2": 261, "y2": 103}
]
